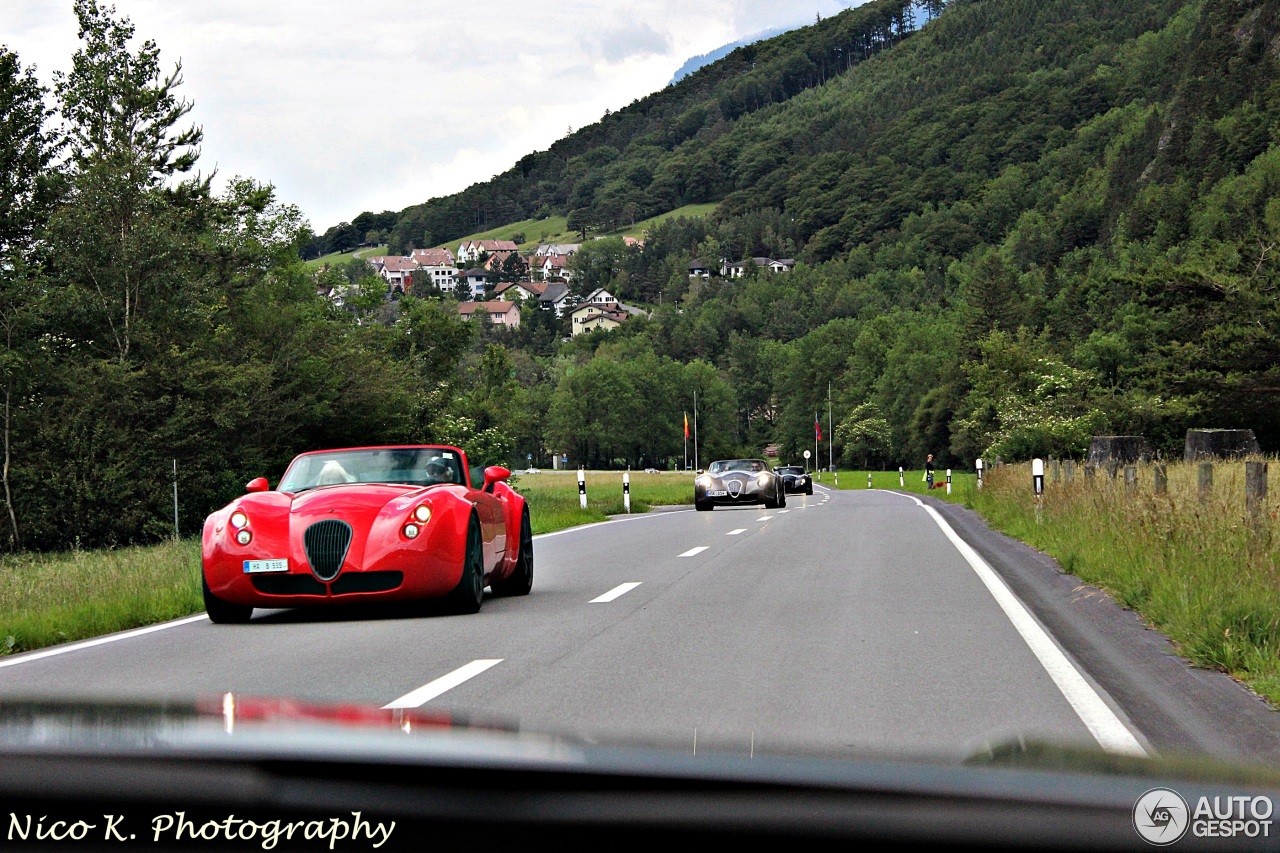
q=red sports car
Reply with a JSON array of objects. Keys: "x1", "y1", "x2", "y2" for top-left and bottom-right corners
[{"x1": 201, "y1": 445, "x2": 533, "y2": 622}]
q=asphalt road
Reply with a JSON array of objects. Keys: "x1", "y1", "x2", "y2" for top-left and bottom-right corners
[{"x1": 2, "y1": 486, "x2": 1278, "y2": 764}]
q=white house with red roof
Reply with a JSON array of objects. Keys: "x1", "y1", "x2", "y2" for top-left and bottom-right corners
[
  {"x1": 408, "y1": 247, "x2": 458, "y2": 292},
  {"x1": 457, "y1": 239, "x2": 520, "y2": 265},
  {"x1": 495, "y1": 281, "x2": 546, "y2": 302}
]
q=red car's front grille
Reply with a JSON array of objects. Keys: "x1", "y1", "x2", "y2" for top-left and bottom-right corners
[{"x1": 304, "y1": 519, "x2": 352, "y2": 581}]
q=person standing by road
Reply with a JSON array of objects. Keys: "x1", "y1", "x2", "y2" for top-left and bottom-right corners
[{"x1": 924, "y1": 454, "x2": 935, "y2": 489}]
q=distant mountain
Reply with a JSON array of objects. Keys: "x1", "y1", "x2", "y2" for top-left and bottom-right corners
[{"x1": 668, "y1": 27, "x2": 792, "y2": 85}]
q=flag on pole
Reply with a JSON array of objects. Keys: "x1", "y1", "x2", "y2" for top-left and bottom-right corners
[
  {"x1": 684, "y1": 412, "x2": 690, "y2": 440},
  {"x1": 815, "y1": 418, "x2": 823, "y2": 441}
]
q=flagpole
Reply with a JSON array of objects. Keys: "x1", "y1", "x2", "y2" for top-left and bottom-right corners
[
  {"x1": 683, "y1": 411, "x2": 688, "y2": 471},
  {"x1": 814, "y1": 411, "x2": 818, "y2": 476},
  {"x1": 828, "y1": 382, "x2": 833, "y2": 474},
  {"x1": 693, "y1": 390, "x2": 699, "y2": 472}
]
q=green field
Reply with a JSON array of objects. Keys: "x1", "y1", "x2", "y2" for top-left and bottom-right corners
[
  {"x1": 304, "y1": 244, "x2": 388, "y2": 270},
  {"x1": 455, "y1": 203, "x2": 720, "y2": 251}
]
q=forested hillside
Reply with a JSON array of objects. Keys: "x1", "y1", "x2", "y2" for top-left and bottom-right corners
[{"x1": 5, "y1": 0, "x2": 1280, "y2": 549}]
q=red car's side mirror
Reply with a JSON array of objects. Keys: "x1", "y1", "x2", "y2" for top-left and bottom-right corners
[
  {"x1": 482, "y1": 466, "x2": 511, "y2": 493},
  {"x1": 245, "y1": 477, "x2": 270, "y2": 493}
]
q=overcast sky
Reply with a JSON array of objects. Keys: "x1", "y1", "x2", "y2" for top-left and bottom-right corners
[{"x1": 5, "y1": 1, "x2": 867, "y2": 233}]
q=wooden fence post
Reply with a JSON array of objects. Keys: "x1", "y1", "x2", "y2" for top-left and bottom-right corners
[
  {"x1": 1246, "y1": 461, "x2": 1267, "y2": 518},
  {"x1": 1064, "y1": 459, "x2": 1075, "y2": 484},
  {"x1": 1198, "y1": 462, "x2": 1213, "y2": 503},
  {"x1": 1154, "y1": 463, "x2": 1167, "y2": 496},
  {"x1": 1124, "y1": 465, "x2": 1137, "y2": 496}
]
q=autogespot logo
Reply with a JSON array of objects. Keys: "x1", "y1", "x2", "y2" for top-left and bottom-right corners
[{"x1": 1134, "y1": 788, "x2": 1190, "y2": 845}]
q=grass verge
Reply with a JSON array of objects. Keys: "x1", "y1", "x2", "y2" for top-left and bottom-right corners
[
  {"x1": 962, "y1": 460, "x2": 1280, "y2": 707},
  {"x1": 0, "y1": 539, "x2": 203, "y2": 656}
]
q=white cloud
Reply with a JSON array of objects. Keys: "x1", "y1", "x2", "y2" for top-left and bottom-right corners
[{"x1": 2, "y1": 0, "x2": 868, "y2": 231}]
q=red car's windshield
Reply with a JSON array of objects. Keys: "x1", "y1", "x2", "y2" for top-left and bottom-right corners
[{"x1": 278, "y1": 448, "x2": 464, "y2": 492}]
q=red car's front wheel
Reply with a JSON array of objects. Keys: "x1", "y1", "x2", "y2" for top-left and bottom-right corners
[
  {"x1": 203, "y1": 576, "x2": 252, "y2": 624},
  {"x1": 444, "y1": 516, "x2": 484, "y2": 614}
]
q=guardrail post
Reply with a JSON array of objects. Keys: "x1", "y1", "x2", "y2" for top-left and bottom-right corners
[{"x1": 578, "y1": 467, "x2": 587, "y2": 509}]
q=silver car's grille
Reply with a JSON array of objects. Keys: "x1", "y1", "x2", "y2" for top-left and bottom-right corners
[
  {"x1": 304, "y1": 519, "x2": 352, "y2": 581},
  {"x1": 727, "y1": 477, "x2": 744, "y2": 498}
]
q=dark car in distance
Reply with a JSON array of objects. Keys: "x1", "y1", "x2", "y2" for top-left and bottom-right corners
[
  {"x1": 694, "y1": 458, "x2": 786, "y2": 511},
  {"x1": 773, "y1": 465, "x2": 814, "y2": 495}
]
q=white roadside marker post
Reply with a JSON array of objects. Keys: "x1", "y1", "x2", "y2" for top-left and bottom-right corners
[
  {"x1": 578, "y1": 467, "x2": 587, "y2": 510},
  {"x1": 946, "y1": 468, "x2": 952, "y2": 495},
  {"x1": 976, "y1": 457, "x2": 984, "y2": 490},
  {"x1": 1032, "y1": 458, "x2": 1045, "y2": 496},
  {"x1": 899, "y1": 466, "x2": 904, "y2": 487},
  {"x1": 623, "y1": 470, "x2": 631, "y2": 513}
]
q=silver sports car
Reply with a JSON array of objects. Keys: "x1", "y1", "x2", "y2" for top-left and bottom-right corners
[{"x1": 694, "y1": 459, "x2": 786, "y2": 511}]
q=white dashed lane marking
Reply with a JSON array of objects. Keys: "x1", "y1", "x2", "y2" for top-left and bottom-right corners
[
  {"x1": 591, "y1": 582, "x2": 642, "y2": 603},
  {"x1": 383, "y1": 659, "x2": 503, "y2": 709},
  {"x1": 678, "y1": 546, "x2": 709, "y2": 558}
]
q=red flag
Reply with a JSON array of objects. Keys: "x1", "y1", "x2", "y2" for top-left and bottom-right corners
[
  {"x1": 684, "y1": 412, "x2": 690, "y2": 440},
  {"x1": 815, "y1": 418, "x2": 823, "y2": 441}
]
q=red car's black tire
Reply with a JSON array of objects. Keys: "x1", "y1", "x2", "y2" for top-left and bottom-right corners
[
  {"x1": 203, "y1": 576, "x2": 252, "y2": 624},
  {"x1": 491, "y1": 508, "x2": 533, "y2": 597},
  {"x1": 445, "y1": 516, "x2": 484, "y2": 614}
]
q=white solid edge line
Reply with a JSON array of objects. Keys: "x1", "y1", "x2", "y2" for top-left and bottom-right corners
[
  {"x1": 590, "y1": 582, "x2": 643, "y2": 603},
  {"x1": 383, "y1": 659, "x2": 503, "y2": 709},
  {"x1": 678, "y1": 546, "x2": 709, "y2": 557},
  {"x1": 0, "y1": 614, "x2": 210, "y2": 670},
  {"x1": 886, "y1": 491, "x2": 1146, "y2": 757}
]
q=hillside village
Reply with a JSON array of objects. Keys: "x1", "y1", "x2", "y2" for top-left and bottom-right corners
[{"x1": 323, "y1": 236, "x2": 795, "y2": 337}]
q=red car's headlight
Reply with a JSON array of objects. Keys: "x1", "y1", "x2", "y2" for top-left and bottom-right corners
[{"x1": 230, "y1": 510, "x2": 248, "y2": 529}]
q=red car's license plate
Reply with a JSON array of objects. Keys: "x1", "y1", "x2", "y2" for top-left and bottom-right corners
[{"x1": 243, "y1": 559, "x2": 288, "y2": 573}]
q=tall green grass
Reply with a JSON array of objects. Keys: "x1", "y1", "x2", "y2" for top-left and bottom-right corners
[
  {"x1": 966, "y1": 460, "x2": 1280, "y2": 706},
  {"x1": 0, "y1": 539, "x2": 203, "y2": 655}
]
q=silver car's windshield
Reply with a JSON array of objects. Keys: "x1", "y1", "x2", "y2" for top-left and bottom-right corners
[
  {"x1": 278, "y1": 448, "x2": 463, "y2": 492},
  {"x1": 708, "y1": 459, "x2": 766, "y2": 475}
]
